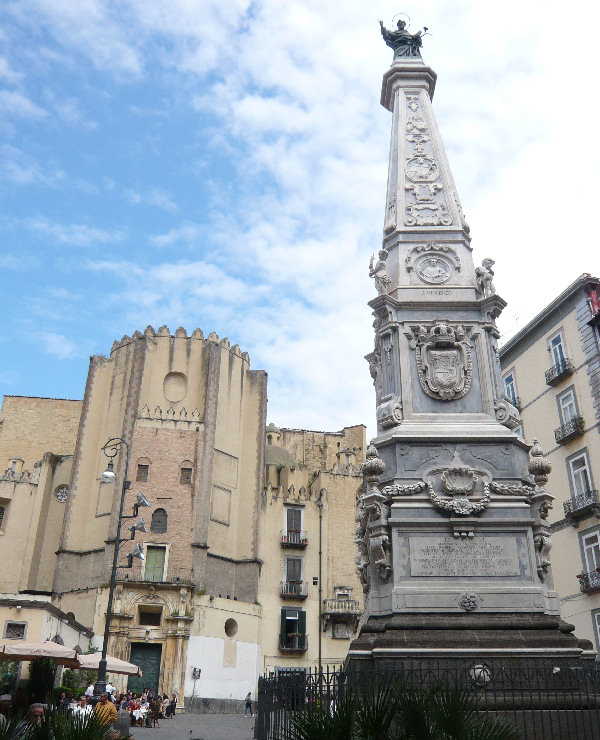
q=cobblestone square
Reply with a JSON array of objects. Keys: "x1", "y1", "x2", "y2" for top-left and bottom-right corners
[{"x1": 129, "y1": 712, "x2": 256, "y2": 740}]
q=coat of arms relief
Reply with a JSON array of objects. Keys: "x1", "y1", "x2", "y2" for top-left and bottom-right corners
[{"x1": 409, "y1": 321, "x2": 472, "y2": 401}]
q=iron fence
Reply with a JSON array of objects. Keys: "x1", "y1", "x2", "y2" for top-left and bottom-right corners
[{"x1": 255, "y1": 659, "x2": 600, "y2": 739}]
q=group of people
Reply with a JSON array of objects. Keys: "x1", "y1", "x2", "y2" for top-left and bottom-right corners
[{"x1": 80, "y1": 681, "x2": 177, "y2": 727}]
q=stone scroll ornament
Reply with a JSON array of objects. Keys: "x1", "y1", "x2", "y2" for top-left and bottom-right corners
[{"x1": 410, "y1": 322, "x2": 472, "y2": 401}]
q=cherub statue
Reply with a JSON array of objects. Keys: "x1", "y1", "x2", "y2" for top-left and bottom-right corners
[
  {"x1": 369, "y1": 249, "x2": 392, "y2": 295},
  {"x1": 379, "y1": 19, "x2": 428, "y2": 58},
  {"x1": 475, "y1": 258, "x2": 496, "y2": 297}
]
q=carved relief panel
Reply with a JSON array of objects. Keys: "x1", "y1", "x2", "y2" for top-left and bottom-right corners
[
  {"x1": 405, "y1": 242, "x2": 461, "y2": 286},
  {"x1": 408, "y1": 321, "x2": 473, "y2": 401},
  {"x1": 403, "y1": 93, "x2": 452, "y2": 227}
]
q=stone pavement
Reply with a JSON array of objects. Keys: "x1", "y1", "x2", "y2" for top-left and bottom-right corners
[{"x1": 129, "y1": 712, "x2": 256, "y2": 740}]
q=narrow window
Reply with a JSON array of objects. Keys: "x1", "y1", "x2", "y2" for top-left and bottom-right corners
[
  {"x1": 503, "y1": 372, "x2": 517, "y2": 406},
  {"x1": 180, "y1": 467, "x2": 192, "y2": 485},
  {"x1": 136, "y1": 464, "x2": 149, "y2": 482},
  {"x1": 570, "y1": 454, "x2": 593, "y2": 496},
  {"x1": 0, "y1": 506, "x2": 4, "y2": 530},
  {"x1": 550, "y1": 334, "x2": 566, "y2": 370},
  {"x1": 150, "y1": 508, "x2": 168, "y2": 534},
  {"x1": 583, "y1": 532, "x2": 600, "y2": 572},
  {"x1": 559, "y1": 389, "x2": 578, "y2": 424},
  {"x1": 286, "y1": 508, "x2": 302, "y2": 534}
]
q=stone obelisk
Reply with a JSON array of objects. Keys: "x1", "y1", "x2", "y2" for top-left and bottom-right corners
[{"x1": 348, "y1": 20, "x2": 591, "y2": 668}]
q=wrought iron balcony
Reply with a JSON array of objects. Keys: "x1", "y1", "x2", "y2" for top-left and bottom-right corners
[
  {"x1": 563, "y1": 490, "x2": 600, "y2": 522},
  {"x1": 554, "y1": 416, "x2": 585, "y2": 444},
  {"x1": 115, "y1": 566, "x2": 193, "y2": 585},
  {"x1": 577, "y1": 569, "x2": 600, "y2": 594},
  {"x1": 280, "y1": 580, "x2": 308, "y2": 599},
  {"x1": 280, "y1": 530, "x2": 308, "y2": 549},
  {"x1": 278, "y1": 634, "x2": 308, "y2": 653},
  {"x1": 545, "y1": 359, "x2": 575, "y2": 386}
]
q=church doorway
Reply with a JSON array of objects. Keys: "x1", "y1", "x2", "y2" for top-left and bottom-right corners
[{"x1": 127, "y1": 643, "x2": 162, "y2": 694}]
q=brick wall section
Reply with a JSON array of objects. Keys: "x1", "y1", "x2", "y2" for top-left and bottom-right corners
[
  {"x1": 0, "y1": 395, "x2": 82, "y2": 471},
  {"x1": 118, "y1": 425, "x2": 201, "y2": 572}
]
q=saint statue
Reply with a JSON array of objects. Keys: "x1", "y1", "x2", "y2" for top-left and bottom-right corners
[
  {"x1": 369, "y1": 250, "x2": 392, "y2": 295},
  {"x1": 379, "y1": 19, "x2": 428, "y2": 59},
  {"x1": 475, "y1": 258, "x2": 496, "y2": 298}
]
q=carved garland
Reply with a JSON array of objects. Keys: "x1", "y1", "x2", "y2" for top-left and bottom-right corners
[
  {"x1": 490, "y1": 482, "x2": 534, "y2": 498},
  {"x1": 382, "y1": 482, "x2": 427, "y2": 496},
  {"x1": 427, "y1": 481, "x2": 490, "y2": 516}
]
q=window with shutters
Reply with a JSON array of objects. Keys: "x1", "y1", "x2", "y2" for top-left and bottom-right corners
[{"x1": 279, "y1": 608, "x2": 307, "y2": 651}]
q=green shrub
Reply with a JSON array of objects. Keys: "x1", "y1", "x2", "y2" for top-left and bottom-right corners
[{"x1": 279, "y1": 681, "x2": 522, "y2": 740}]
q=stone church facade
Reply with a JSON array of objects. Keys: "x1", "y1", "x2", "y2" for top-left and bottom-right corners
[{"x1": 0, "y1": 326, "x2": 364, "y2": 706}]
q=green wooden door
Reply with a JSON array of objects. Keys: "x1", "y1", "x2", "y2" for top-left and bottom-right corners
[
  {"x1": 144, "y1": 546, "x2": 166, "y2": 582},
  {"x1": 127, "y1": 643, "x2": 162, "y2": 694}
]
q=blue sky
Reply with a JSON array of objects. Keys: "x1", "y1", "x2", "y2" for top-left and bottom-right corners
[{"x1": 1, "y1": 0, "x2": 599, "y2": 437}]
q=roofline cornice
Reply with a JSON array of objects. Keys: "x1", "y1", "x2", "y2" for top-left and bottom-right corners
[{"x1": 499, "y1": 274, "x2": 600, "y2": 359}]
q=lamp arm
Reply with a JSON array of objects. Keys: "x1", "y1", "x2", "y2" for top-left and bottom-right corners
[{"x1": 95, "y1": 437, "x2": 130, "y2": 695}]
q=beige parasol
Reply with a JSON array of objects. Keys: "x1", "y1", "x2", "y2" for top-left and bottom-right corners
[
  {"x1": 0, "y1": 640, "x2": 81, "y2": 668},
  {"x1": 78, "y1": 652, "x2": 142, "y2": 677}
]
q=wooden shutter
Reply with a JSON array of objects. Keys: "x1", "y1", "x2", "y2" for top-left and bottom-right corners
[
  {"x1": 298, "y1": 610, "x2": 306, "y2": 649},
  {"x1": 279, "y1": 608, "x2": 287, "y2": 648}
]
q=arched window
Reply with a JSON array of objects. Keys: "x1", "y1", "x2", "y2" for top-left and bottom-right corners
[
  {"x1": 136, "y1": 457, "x2": 151, "y2": 482},
  {"x1": 180, "y1": 460, "x2": 193, "y2": 485},
  {"x1": 151, "y1": 508, "x2": 168, "y2": 534}
]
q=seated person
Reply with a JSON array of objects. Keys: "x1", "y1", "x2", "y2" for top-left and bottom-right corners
[{"x1": 165, "y1": 693, "x2": 177, "y2": 718}]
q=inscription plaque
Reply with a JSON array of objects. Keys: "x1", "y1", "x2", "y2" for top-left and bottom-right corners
[{"x1": 410, "y1": 535, "x2": 521, "y2": 577}]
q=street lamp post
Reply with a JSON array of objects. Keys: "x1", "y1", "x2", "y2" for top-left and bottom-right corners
[{"x1": 93, "y1": 437, "x2": 149, "y2": 700}]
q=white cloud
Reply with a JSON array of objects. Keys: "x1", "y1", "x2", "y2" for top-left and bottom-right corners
[
  {"x1": 42, "y1": 332, "x2": 78, "y2": 359},
  {"x1": 24, "y1": 217, "x2": 125, "y2": 246},
  {"x1": 0, "y1": 145, "x2": 64, "y2": 186},
  {"x1": 0, "y1": 56, "x2": 23, "y2": 84},
  {"x1": 124, "y1": 188, "x2": 178, "y2": 212},
  {"x1": 150, "y1": 223, "x2": 203, "y2": 247},
  {"x1": 0, "y1": 90, "x2": 46, "y2": 119}
]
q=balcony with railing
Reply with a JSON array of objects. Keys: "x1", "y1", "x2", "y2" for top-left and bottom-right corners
[
  {"x1": 555, "y1": 416, "x2": 585, "y2": 444},
  {"x1": 545, "y1": 359, "x2": 575, "y2": 386},
  {"x1": 278, "y1": 633, "x2": 308, "y2": 653},
  {"x1": 280, "y1": 530, "x2": 308, "y2": 549},
  {"x1": 563, "y1": 490, "x2": 600, "y2": 523},
  {"x1": 280, "y1": 580, "x2": 308, "y2": 599},
  {"x1": 322, "y1": 598, "x2": 361, "y2": 632},
  {"x1": 115, "y1": 566, "x2": 193, "y2": 585},
  {"x1": 577, "y1": 569, "x2": 600, "y2": 594}
]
